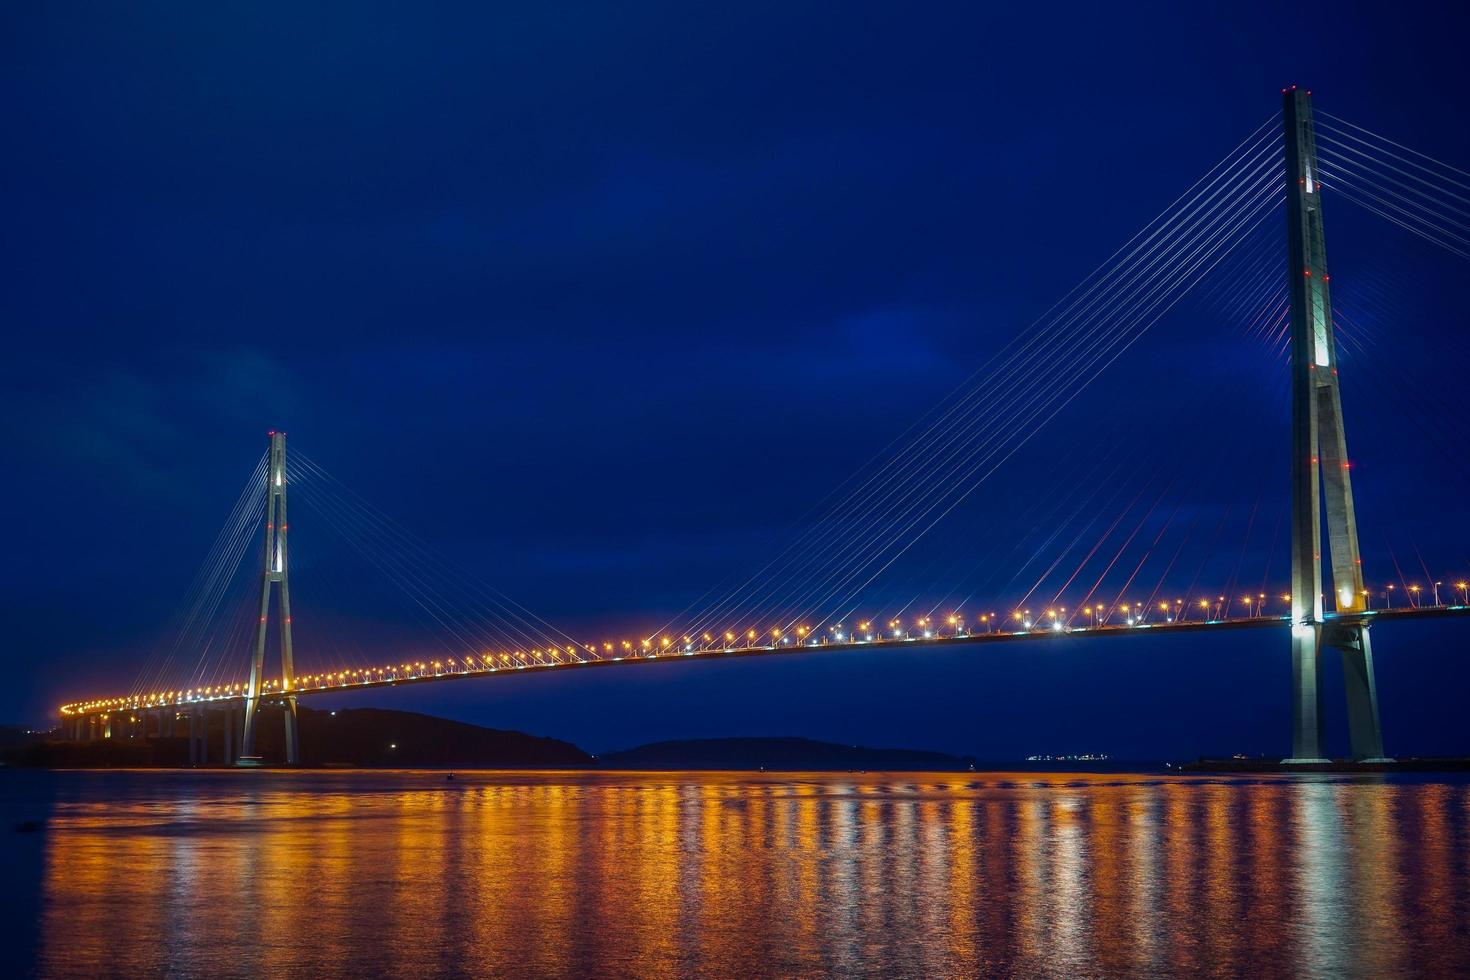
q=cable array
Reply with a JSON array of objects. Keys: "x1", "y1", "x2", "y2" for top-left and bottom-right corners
[
  {"x1": 662, "y1": 115, "x2": 1285, "y2": 643},
  {"x1": 287, "y1": 451, "x2": 592, "y2": 665},
  {"x1": 128, "y1": 453, "x2": 267, "y2": 699},
  {"x1": 1315, "y1": 111, "x2": 1470, "y2": 262}
]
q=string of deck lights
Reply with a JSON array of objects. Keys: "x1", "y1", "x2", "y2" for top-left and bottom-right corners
[{"x1": 62, "y1": 578, "x2": 1470, "y2": 718}]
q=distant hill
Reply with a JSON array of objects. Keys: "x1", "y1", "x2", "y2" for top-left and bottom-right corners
[
  {"x1": 598, "y1": 736, "x2": 977, "y2": 771},
  {"x1": 4, "y1": 707, "x2": 593, "y2": 768},
  {"x1": 283, "y1": 707, "x2": 592, "y2": 768},
  {"x1": 9, "y1": 710, "x2": 981, "y2": 771}
]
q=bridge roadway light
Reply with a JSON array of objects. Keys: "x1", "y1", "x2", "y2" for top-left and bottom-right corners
[{"x1": 1459, "y1": 582, "x2": 1468, "y2": 606}]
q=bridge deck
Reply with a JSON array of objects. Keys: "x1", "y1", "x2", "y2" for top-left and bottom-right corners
[{"x1": 61, "y1": 605, "x2": 1469, "y2": 720}]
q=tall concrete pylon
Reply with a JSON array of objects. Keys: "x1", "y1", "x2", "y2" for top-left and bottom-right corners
[
  {"x1": 240, "y1": 431, "x2": 300, "y2": 763},
  {"x1": 1283, "y1": 87, "x2": 1388, "y2": 763}
]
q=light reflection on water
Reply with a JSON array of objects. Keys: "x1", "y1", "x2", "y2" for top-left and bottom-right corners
[{"x1": 18, "y1": 771, "x2": 1470, "y2": 977}]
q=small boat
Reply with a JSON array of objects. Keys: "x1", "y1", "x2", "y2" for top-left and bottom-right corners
[{"x1": 234, "y1": 756, "x2": 265, "y2": 768}]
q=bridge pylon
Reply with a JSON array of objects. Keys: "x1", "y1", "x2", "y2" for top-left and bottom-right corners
[
  {"x1": 1283, "y1": 88, "x2": 1388, "y2": 763},
  {"x1": 240, "y1": 430, "x2": 300, "y2": 764}
]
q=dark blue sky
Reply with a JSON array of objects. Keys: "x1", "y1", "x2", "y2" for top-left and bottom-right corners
[{"x1": 6, "y1": 2, "x2": 1470, "y2": 758}]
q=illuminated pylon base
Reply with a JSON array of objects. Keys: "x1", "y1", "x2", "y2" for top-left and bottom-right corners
[{"x1": 1286, "y1": 622, "x2": 1388, "y2": 763}]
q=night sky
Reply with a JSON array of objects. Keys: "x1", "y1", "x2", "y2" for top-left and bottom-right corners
[{"x1": 6, "y1": 2, "x2": 1470, "y2": 758}]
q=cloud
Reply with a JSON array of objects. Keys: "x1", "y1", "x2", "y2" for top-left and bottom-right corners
[{"x1": 5, "y1": 348, "x2": 299, "y2": 498}]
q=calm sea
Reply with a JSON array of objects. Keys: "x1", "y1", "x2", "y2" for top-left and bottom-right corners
[{"x1": 5, "y1": 769, "x2": 1469, "y2": 978}]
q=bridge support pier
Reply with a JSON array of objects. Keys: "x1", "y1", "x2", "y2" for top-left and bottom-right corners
[
  {"x1": 1288, "y1": 627, "x2": 1328, "y2": 762},
  {"x1": 283, "y1": 697, "x2": 299, "y2": 765},
  {"x1": 1330, "y1": 624, "x2": 1387, "y2": 761}
]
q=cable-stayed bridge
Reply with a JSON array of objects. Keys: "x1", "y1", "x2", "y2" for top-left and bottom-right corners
[{"x1": 58, "y1": 89, "x2": 1470, "y2": 765}]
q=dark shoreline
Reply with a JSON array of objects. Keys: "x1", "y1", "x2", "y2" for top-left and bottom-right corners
[
  {"x1": 1177, "y1": 757, "x2": 1470, "y2": 774},
  {"x1": 11, "y1": 712, "x2": 1470, "y2": 774}
]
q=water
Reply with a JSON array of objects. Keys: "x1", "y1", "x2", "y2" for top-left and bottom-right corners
[{"x1": 6, "y1": 770, "x2": 1470, "y2": 978}]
